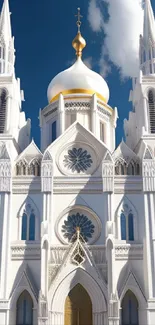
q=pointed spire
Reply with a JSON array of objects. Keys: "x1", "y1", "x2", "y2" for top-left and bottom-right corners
[
  {"x1": 0, "y1": 0, "x2": 12, "y2": 40},
  {"x1": 0, "y1": 0, "x2": 15, "y2": 76},
  {"x1": 143, "y1": 0, "x2": 155, "y2": 45},
  {"x1": 139, "y1": 0, "x2": 155, "y2": 75}
]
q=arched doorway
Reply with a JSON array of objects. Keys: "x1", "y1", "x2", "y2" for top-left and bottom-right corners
[
  {"x1": 64, "y1": 283, "x2": 92, "y2": 325},
  {"x1": 121, "y1": 290, "x2": 139, "y2": 325}
]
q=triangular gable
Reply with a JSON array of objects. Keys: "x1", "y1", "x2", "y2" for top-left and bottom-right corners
[
  {"x1": 45, "y1": 121, "x2": 108, "y2": 158},
  {"x1": 50, "y1": 232, "x2": 103, "y2": 284},
  {"x1": 143, "y1": 146, "x2": 153, "y2": 160},
  {"x1": 117, "y1": 264, "x2": 146, "y2": 306},
  {"x1": 113, "y1": 140, "x2": 138, "y2": 163},
  {"x1": 0, "y1": 142, "x2": 10, "y2": 160},
  {"x1": 10, "y1": 263, "x2": 38, "y2": 300},
  {"x1": 103, "y1": 151, "x2": 113, "y2": 162},
  {"x1": 135, "y1": 139, "x2": 153, "y2": 160},
  {"x1": 16, "y1": 140, "x2": 42, "y2": 164}
]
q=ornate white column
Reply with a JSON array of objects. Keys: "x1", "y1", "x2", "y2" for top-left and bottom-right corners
[
  {"x1": 142, "y1": 156, "x2": 155, "y2": 298},
  {"x1": 91, "y1": 94, "x2": 97, "y2": 136},
  {"x1": 40, "y1": 154, "x2": 53, "y2": 324},
  {"x1": 93, "y1": 312, "x2": 107, "y2": 325},
  {"x1": 0, "y1": 146, "x2": 11, "y2": 299},
  {"x1": 58, "y1": 94, "x2": 65, "y2": 135}
]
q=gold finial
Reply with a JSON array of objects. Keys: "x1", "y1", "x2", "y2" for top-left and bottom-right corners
[{"x1": 72, "y1": 8, "x2": 86, "y2": 58}]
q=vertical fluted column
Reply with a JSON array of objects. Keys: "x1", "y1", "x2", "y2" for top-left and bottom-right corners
[
  {"x1": 91, "y1": 94, "x2": 97, "y2": 136},
  {"x1": 58, "y1": 94, "x2": 65, "y2": 135}
]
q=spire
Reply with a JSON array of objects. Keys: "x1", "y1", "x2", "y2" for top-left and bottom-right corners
[
  {"x1": 0, "y1": 0, "x2": 15, "y2": 75},
  {"x1": 0, "y1": 0, "x2": 12, "y2": 40},
  {"x1": 72, "y1": 8, "x2": 86, "y2": 58},
  {"x1": 143, "y1": 0, "x2": 155, "y2": 45},
  {"x1": 140, "y1": 0, "x2": 155, "y2": 75}
]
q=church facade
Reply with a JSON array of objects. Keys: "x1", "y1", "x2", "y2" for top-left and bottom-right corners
[{"x1": 0, "y1": 0, "x2": 155, "y2": 324}]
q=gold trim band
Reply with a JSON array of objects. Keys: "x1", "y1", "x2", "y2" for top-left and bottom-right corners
[{"x1": 50, "y1": 88, "x2": 107, "y2": 104}]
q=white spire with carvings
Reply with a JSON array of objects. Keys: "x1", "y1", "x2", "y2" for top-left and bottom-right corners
[
  {"x1": 0, "y1": 0, "x2": 15, "y2": 75},
  {"x1": 140, "y1": 0, "x2": 155, "y2": 75}
]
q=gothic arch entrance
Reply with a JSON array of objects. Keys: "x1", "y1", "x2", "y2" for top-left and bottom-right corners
[{"x1": 64, "y1": 284, "x2": 92, "y2": 325}]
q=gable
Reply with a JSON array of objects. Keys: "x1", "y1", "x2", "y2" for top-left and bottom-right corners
[{"x1": 44, "y1": 121, "x2": 108, "y2": 176}]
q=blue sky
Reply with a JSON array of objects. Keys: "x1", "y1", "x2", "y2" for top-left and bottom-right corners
[{"x1": 2, "y1": 0, "x2": 155, "y2": 148}]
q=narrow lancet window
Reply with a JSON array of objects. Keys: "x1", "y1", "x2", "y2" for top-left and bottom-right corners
[
  {"x1": 0, "y1": 88, "x2": 7, "y2": 133},
  {"x1": 16, "y1": 291, "x2": 33, "y2": 325},
  {"x1": 148, "y1": 89, "x2": 155, "y2": 133}
]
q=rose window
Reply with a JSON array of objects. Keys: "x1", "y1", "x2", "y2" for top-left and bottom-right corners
[
  {"x1": 61, "y1": 212, "x2": 95, "y2": 242},
  {"x1": 63, "y1": 148, "x2": 93, "y2": 173}
]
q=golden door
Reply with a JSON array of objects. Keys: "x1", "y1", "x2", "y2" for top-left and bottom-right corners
[{"x1": 64, "y1": 284, "x2": 92, "y2": 325}]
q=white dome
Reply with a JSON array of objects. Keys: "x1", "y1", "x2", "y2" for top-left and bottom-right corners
[{"x1": 47, "y1": 58, "x2": 110, "y2": 103}]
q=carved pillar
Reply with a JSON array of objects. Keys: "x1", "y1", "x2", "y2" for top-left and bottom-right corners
[
  {"x1": 142, "y1": 159, "x2": 155, "y2": 298},
  {"x1": 58, "y1": 94, "x2": 65, "y2": 135},
  {"x1": 93, "y1": 312, "x2": 107, "y2": 325},
  {"x1": 0, "y1": 153, "x2": 11, "y2": 298},
  {"x1": 38, "y1": 291, "x2": 48, "y2": 325},
  {"x1": 40, "y1": 156, "x2": 53, "y2": 323},
  {"x1": 50, "y1": 312, "x2": 64, "y2": 325},
  {"x1": 91, "y1": 94, "x2": 97, "y2": 136}
]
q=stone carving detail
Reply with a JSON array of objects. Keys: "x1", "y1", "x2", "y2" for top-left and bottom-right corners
[
  {"x1": 62, "y1": 213, "x2": 95, "y2": 242},
  {"x1": 102, "y1": 162, "x2": 114, "y2": 192},
  {"x1": 63, "y1": 148, "x2": 93, "y2": 173},
  {"x1": 16, "y1": 159, "x2": 41, "y2": 176},
  {"x1": 65, "y1": 102, "x2": 90, "y2": 110},
  {"x1": 38, "y1": 291, "x2": 48, "y2": 325},
  {"x1": 0, "y1": 142, "x2": 11, "y2": 192},
  {"x1": 97, "y1": 105, "x2": 111, "y2": 117},
  {"x1": 11, "y1": 244, "x2": 41, "y2": 260},
  {"x1": 41, "y1": 162, "x2": 53, "y2": 192},
  {"x1": 143, "y1": 161, "x2": 155, "y2": 191}
]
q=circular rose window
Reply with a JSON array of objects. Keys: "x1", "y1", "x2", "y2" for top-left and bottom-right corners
[
  {"x1": 56, "y1": 142, "x2": 99, "y2": 175},
  {"x1": 55, "y1": 206, "x2": 102, "y2": 244}
]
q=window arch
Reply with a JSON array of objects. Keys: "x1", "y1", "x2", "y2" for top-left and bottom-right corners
[
  {"x1": 16, "y1": 290, "x2": 33, "y2": 325},
  {"x1": 21, "y1": 209, "x2": 35, "y2": 241},
  {"x1": 115, "y1": 160, "x2": 140, "y2": 176},
  {"x1": 116, "y1": 200, "x2": 137, "y2": 241},
  {"x1": 21, "y1": 212, "x2": 36, "y2": 241},
  {"x1": 121, "y1": 290, "x2": 139, "y2": 325},
  {"x1": 0, "y1": 88, "x2": 7, "y2": 133},
  {"x1": 148, "y1": 89, "x2": 155, "y2": 133},
  {"x1": 120, "y1": 210, "x2": 134, "y2": 241},
  {"x1": 16, "y1": 159, "x2": 41, "y2": 176}
]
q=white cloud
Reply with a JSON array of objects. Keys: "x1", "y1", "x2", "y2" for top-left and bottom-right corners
[
  {"x1": 88, "y1": 0, "x2": 103, "y2": 32},
  {"x1": 88, "y1": 0, "x2": 143, "y2": 78},
  {"x1": 83, "y1": 57, "x2": 93, "y2": 69}
]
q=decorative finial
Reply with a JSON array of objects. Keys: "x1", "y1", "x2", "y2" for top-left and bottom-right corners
[
  {"x1": 72, "y1": 8, "x2": 86, "y2": 58},
  {"x1": 75, "y1": 7, "x2": 83, "y2": 33}
]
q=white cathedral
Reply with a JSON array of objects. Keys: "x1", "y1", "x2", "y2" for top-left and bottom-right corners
[{"x1": 0, "y1": 0, "x2": 155, "y2": 324}]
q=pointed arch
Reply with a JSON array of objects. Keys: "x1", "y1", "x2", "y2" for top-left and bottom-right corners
[
  {"x1": 64, "y1": 284, "x2": 92, "y2": 325},
  {"x1": 121, "y1": 290, "x2": 139, "y2": 325},
  {"x1": 50, "y1": 268, "x2": 107, "y2": 313},
  {"x1": 115, "y1": 197, "x2": 138, "y2": 241},
  {"x1": 16, "y1": 290, "x2": 33, "y2": 325},
  {"x1": 148, "y1": 88, "x2": 155, "y2": 133},
  {"x1": 43, "y1": 150, "x2": 53, "y2": 162},
  {"x1": 17, "y1": 197, "x2": 40, "y2": 241},
  {"x1": 117, "y1": 266, "x2": 146, "y2": 311}
]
